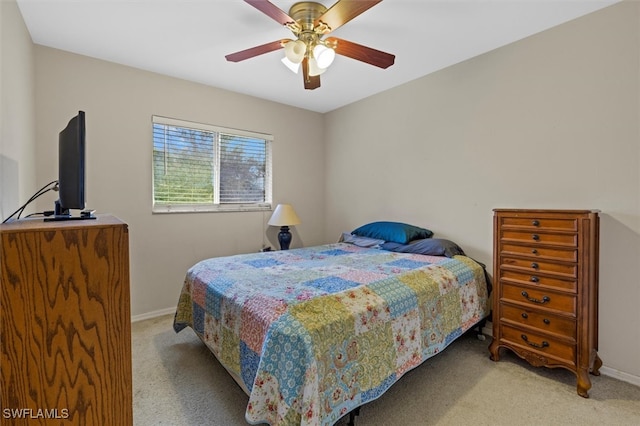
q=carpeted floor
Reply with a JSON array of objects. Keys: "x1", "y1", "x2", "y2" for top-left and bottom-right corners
[{"x1": 132, "y1": 314, "x2": 640, "y2": 425}]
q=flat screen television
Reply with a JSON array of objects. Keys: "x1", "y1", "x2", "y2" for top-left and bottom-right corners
[{"x1": 45, "y1": 111, "x2": 94, "y2": 221}]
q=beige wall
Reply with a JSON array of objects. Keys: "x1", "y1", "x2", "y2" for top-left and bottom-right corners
[
  {"x1": 34, "y1": 47, "x2": 326, "y2": 317},
  {"x1": 0, "y1": 0, "x2": 36, "y2": 220},
  {"x1": 324, "y1": 2, "x2": 640, "y2": 379}
]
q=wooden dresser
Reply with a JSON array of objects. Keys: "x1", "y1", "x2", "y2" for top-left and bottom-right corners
[
  {"x1": 489, "y1": 209, "x2": 600, "y2": 397},
  {"x1": 0, "y1": 215, "x2": 132, "y2": 425}
]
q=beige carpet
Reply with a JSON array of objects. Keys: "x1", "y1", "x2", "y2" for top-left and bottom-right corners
[{"x1": 132, "y1": 314, "x2": 640, "y2": 425}]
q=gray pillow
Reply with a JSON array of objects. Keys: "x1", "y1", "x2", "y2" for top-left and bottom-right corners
[
  {"x1": 341, "y1": 232, "x2": 386, "y2": 248},
  {"x1": 380, "y1": 238, "x2": 465, "y2": 258}
]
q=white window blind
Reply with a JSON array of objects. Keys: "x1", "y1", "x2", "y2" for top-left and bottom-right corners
[{"x1": 152, "y1": 116, "x2": 272, "y2": 213}]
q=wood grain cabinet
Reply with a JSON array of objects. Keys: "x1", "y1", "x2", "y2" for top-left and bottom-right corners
[
  {"x1": 0, "y1": 215, "x2": 132, "y2": 425},
  {"x1": 489, "y1": 209, "x2": 601, "y2": 397}
]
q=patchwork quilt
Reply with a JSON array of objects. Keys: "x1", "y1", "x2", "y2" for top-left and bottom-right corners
[{"x1": 174, "y1": 243, "x2": 490, "y2": 426}]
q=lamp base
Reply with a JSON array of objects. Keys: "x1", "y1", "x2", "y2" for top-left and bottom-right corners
[{"x1": 277, "y1": 226, "x2": 292, "y2": 250}]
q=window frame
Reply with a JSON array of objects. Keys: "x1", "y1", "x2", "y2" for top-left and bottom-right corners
[{"x1": 152, "y1": 115, "x2": 273, "y2": 214}]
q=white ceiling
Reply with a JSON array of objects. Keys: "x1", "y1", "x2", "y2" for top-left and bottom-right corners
[{"x1": 17, "y1": 0, "x2": 620, "y2": 113}]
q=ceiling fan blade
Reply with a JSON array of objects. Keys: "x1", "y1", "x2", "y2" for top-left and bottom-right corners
[
  {"x1": 244, "y1": 0, "x2": 296, "y2": 26},
  {"x1": 302, "y1": 57, "x2": 321, "y2": 90},
  {"x1": 326, "y1": 37, "x2": 395, "y2": 69},
  {"x1": 315, "y1": 0, "x2": 382, "y2": 33},
  {"x1": 225, "y1": 40, "x2": 286, "y2": 62}
]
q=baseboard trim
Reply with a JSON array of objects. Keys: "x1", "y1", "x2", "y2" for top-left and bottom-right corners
[
  {"x1": 599, "y1": 366, "x2": 640, "y2": 387},
  {"x1": 131, "y1": 307, "x2": 176, "y2": 323},
  {"x1": 482, "y1": 323, "x2": 493, "y2": 337}
]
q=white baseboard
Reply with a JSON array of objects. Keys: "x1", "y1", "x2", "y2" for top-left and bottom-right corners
[
  {"x1": 599, "y1": 366, "x2": 640, "y2": 387},
  {"x1": 131, "y1": 307, "x2": 176, "y2": 323},
  {"x1": 482, "y1": 323, "x2": 493, "y2": 337}
]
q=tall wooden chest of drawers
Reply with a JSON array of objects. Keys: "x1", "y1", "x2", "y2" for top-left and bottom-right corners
[
  {"x1": 489, "y1": 209, "x2": 601, "y2": 397},
  {"x1": 0, "y1": 215, "x2": 133, "y2": 424}
]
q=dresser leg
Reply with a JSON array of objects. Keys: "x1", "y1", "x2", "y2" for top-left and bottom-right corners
[
  {"x1": 488, "y1": 339, "x2": 501, "y2": 362},
  {"x1": 591, "y1": 353, "x2": 602, "y2": 376},
  {"x1": 476, "y1": 318, "x2": 487, "y2": 341},
  {"x1": 577, "y1": 369, "x2": 592, "y2": 398}
]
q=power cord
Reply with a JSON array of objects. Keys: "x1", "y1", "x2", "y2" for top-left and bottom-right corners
[
  {"x1": 24, "y1": 210, "x2": 56, "y2": 218},
  {"x1": 2, "y1": 180, "x2": 58, "y2": 224}
]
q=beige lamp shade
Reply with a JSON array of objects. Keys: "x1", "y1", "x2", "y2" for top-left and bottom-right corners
[{"x1": 268, "y1": 204, "x2": 301, "y2": 227}]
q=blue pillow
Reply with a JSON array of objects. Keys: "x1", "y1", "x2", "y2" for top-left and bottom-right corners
[{"x1": 352, "y1": 221, "x2": 433, "y2": 244}]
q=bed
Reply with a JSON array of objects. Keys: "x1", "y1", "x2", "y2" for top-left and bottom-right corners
[{"x1": 173, "y1": 223, "x2": 490, "y2": 426}]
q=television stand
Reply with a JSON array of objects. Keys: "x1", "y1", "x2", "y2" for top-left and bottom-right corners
[
  {"x1": 0, "y1": 215, "x2": 133, "y2": 424},
  {"x1": 44, "y1": 205, "x2": 96, "y2": 222}
]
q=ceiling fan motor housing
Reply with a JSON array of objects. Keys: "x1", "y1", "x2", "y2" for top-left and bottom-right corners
[{"x1": 288, "y1": 2, "x2": 329, "y2": 33}]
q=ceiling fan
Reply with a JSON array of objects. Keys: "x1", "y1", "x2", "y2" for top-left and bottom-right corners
[{"x1": 225, "y1": 0, "x2": 395, "y2": 90}]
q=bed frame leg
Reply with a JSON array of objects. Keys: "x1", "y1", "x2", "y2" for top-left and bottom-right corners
[
  {"x1": 476, "y1": 318, "x2": 487, "y2": 341},
  {"x1": 347, "y1": 407, "x2": 361, "y2": 426}
]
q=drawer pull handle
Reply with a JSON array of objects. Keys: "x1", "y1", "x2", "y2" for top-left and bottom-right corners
[
  {"x1": 530, "y1": 276, "x2": 539, "y2": 283},
  {"x1": 521, "y1": 291, "x2": 550, "y2": 304},
  {"x1": 521, "y1": 334, "x2": 549, "y2": 349},
  {"x1": 543, "y1": 318, "x2": 551, "y2": 325},
  {"x1": 532, "y1": 220, "x2": 540, "y2": 226},
  {"x1": 531, "y1": 262, "x2": 539, "y2": 269},
  {"x1": 532, "y1": 234, "x2": 540, "y2": 241},
  {"x1": 521, "y1": 313, "x2": 528, "y2": 319},
  {"x1": 531, "y1": 249, "x2": 538, "y2": 254}
]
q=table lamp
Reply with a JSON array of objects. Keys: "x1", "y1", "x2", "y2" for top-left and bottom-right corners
[{"x1": 267, "y1": 204, "x2": 301, "y2": 250}]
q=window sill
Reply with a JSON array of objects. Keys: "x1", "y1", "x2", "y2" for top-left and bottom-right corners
[{"x1": 152, "y1": 203, "x2": 272, "y2": 214}]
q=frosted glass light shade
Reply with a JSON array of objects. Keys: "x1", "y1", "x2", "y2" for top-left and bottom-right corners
[
  {"x1": 268, "y1": 204, "x2": 301, "y2": 227},
  {"x1": 284, "y1": 40, "x2": 306, "y2": 64},
  {"x1": 313, "y1": 44, "x2": 335, "y2": 69},
  {"x1": 308, "y1": 58, "x2": 326, "y2": 77},
  {"x1": 281, "y1": 57, "x2": 300, "y2": 73}
]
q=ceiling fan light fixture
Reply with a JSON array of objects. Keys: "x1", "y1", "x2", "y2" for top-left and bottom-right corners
[
  {"x1": 284, "y1": 39, "x2": 306, "y2": 64},
  {"x1": 281, "y1": 56, "x2": 301, "y2": 74},
  {"x1": 313, "y1": 43, "x2": 336, "y2": 69},
  {"x1": 308, "y1": 57, "x2": 327, "y2": 77}
]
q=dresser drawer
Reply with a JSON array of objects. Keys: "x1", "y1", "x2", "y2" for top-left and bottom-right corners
[
  {"x1": 501, "y1": 324, "x2": 576, "y2": 363},
  {"x1": 501, "y1": 283, "x2": 576, "y2": 315},
  {"x1": 501, "y1": 304, "x2": 576, "y2": 338},
  {"x1": 501, "y1": 216, "x2": 578, "y2": 231},
  {"x1": 501, "y1": 256, "x2": 577, "y2": 278},
  {"x1": 501, "y1": 270, "x2": 577, "y2": 292},
  {"x1": 501, "y1": 243, "x2": 577, "y2": 262},
  {"x1": 501, "y1": 230, "x2": 577, "y2": 247}
]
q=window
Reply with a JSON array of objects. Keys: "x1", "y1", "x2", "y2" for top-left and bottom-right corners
[{"x1": 152, "y1": 116, "x2": 272, "y2": 213}]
